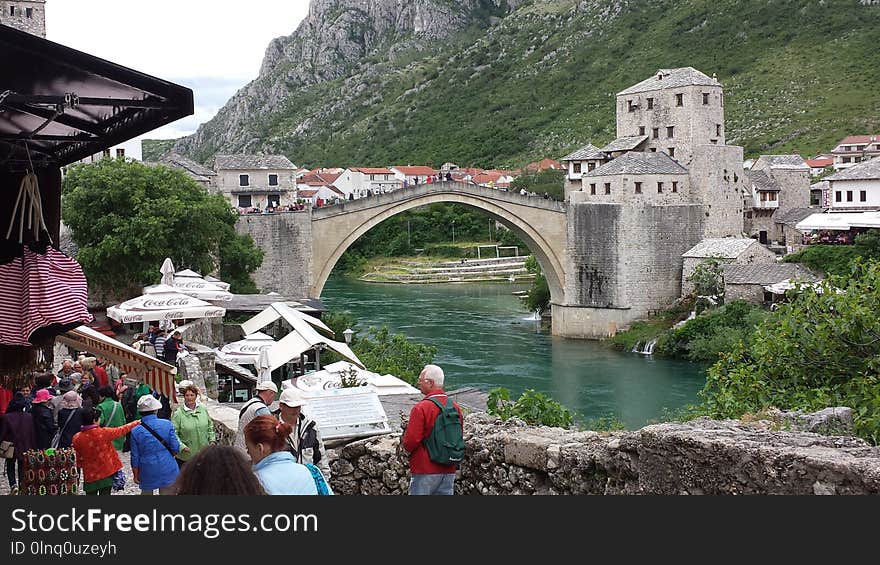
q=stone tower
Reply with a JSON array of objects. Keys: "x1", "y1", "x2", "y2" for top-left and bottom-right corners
[
  {"x1": 555, "y1": 67, "x2": 746, "y2": 338},
  {"x1": 0, "y1": 0, "x2": 46, "y2": 37},
  {"x1": 616, "y1": 67, "x2": 725, "y2": 166}
]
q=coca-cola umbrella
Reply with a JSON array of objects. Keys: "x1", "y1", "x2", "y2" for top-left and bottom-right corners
[
  {"x1": 215, "y1": 332, "x2": 276, "y2": 366},
  {"x1": 106, "y1": 284, "x2": 226, "y2": 324},
  {"x1": 168, "y1": 268, "x2": 233, "y2": 301}
]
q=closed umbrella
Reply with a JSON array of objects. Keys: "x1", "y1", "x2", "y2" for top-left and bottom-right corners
[
  {"x1": 257, "y1": 347, "x2": 272, "y2": 384},
  {"x1": 160, "y1": 257, "x2": 175, "y2": 286}
]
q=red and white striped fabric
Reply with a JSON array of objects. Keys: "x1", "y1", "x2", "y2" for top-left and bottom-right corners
[
  {"x1": 21, "y1": 246, "x2": 92, "y2": 344},
  {"x1": 0, "y1": 255, "x2": 28, "y2": 346}
]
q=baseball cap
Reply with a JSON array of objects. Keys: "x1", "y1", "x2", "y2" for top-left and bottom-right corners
[
  {"x1": 255, "y1": 381, "x2": 278, "y2": 393},
  {"x1": 279, "y1": 388, "x2": 307, "y2": 408}
]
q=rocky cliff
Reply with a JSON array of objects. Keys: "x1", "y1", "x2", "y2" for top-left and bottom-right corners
[
  {"x1": 171, "y1": 0, "x2": 520, "y2": 160},
  {"x1": 160, "y1": 0, "x2": 880, "y2": 169}
]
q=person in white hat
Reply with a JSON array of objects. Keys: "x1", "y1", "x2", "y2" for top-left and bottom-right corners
[
  {"x1": 129, "y1": 394, "x2": 183, "y2": 495},
  {"x1": 234, "y1": 380, "x2": 277, "y2": 453},
  {"x1": 273, "y1": 388, "x2": 330, "y2": 478}
]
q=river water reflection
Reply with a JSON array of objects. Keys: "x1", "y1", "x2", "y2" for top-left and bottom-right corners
[{"x1": 322, "y1": 276, "x2": 706, "y2": 429}]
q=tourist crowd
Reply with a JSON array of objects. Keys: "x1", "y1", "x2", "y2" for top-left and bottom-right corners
[{"x1": 0, "y1": 363, "x2": 333, "y2": 496}]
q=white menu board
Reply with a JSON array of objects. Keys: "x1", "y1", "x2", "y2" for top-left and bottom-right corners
[{"x1": 302, "y1": 387, "x2": 392, "y2": 440}]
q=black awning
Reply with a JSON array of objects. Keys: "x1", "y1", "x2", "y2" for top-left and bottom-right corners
[{"x1": 0, "y1": 24, "x2": 193, "y2": 172}]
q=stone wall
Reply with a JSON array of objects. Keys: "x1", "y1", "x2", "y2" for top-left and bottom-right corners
[
  {"x1": 235, "y1": 212, "x2": 313, "y2": 295},
  {"x1": 689, "y1": 145, "x2": 746, "y2": 238},
  {"x1": 724, "y1": 282, "x2": 765, "y2": 305},
  {"x1": 0, "y1": 1, "x2": 46, "y2": 37},
  {"x1": 328, "y1": 411, "x2": 880, "y2": 495}
]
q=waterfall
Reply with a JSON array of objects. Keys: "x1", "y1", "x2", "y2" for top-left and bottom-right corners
[{"x1": 632, "y1": 338, "x2": 658, "y2": 355}]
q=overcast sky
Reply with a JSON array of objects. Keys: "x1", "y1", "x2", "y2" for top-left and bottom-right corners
[{"x1": 47, "y1": 0, "x2": 311, "y2": 159}]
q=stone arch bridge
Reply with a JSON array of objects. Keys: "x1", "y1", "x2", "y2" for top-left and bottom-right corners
[
  {"x1": 310, "y1": 182, "x2": 566, "y2": 301},
  {"x1": 235, "y1": 181, "x2": 706, "y2": 338}
]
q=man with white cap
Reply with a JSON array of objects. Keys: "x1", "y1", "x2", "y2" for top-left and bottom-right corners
[
  {"x1": 273, "y1": 388, "x2": 330, "y2": 478},
  {"x1": 234, "y1": 380, "x2": 277, "y2": 452}
]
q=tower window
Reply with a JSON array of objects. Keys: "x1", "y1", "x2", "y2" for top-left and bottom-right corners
[
  {"x1": 668, "y1": 147, "x2": 675, "y2": 157},
  {"x1": 604, "y1": 183, "x2": 611, "y2": 195},
  {"x1": 627, "y1": 100, "x2": 636, "y2": 112},
  {"x1": 835, "y1": 191, "x2": 842, "y2": 202},
  {"x1": 590, "y1": 183, "x2": 596, "y2": 195},
  {"x1": 638, "y1": 126, "x2": 645, "y2": 136},
  {"x1": 716, "y1": 124, "x2": 721, "y2": 136},
  {"x1": 657, "y1": 182, "x2": 664, "y2": 193},
  {"x1": 635, "y1": 182, "x2": 642, "y2": 194},
  {"x1": 10, "y1": 6, "x2": 15, "y2": 16},
  {"x1": 672, "y1": 181, "x2": 678, "y2": 193},
  {"x1": 652, "y1": 128, "x2": 659, "y2": 139},
  {"x1": 268, "y1": 174, "x2": 279, "y2": 186},
  {"x1": 666, "y1": 126, "x2": 674, "y2": 138},
  {"x1": 675, "y1": 93, "x2": 683, "y2": 106},
  {"x1": 846, "y1": 191, "x2": 853, "y2": 202},
  {"x1": 860, "y1": 190, "x2": 867, "y2": 202},
  {"x1": 646, "y1": 98, "x2": 654, "y2": 109},
  {"x1": 26, "y1": 8, "x2": 33, "y2": 18},
  {"x1": 239, "y1": 174, "x2": 250, "y2": 187},
  {"x1": 702, "y1": 93, "x2": 709, "y2": 105}
]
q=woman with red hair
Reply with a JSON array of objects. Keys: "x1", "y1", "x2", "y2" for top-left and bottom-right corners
[{"x1": 243, "y1": 415, "x2": 331, "y2": 495}]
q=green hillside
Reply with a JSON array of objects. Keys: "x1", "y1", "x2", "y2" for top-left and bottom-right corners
[{"x1": 152, "y1": 0, "x2": 880, "y2": 168}]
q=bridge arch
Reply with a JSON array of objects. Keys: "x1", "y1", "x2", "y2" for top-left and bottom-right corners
[{"x1": 309, "y1": 183, "x2": 567, "y2": 304}]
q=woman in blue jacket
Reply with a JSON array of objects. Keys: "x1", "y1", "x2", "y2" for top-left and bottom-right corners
[
  {"x1": 130, "y1": 394, "x2": 183, "y2": 494},
  {"x1": 244, "y1": 415, "x2": 332, "y2": 495}
]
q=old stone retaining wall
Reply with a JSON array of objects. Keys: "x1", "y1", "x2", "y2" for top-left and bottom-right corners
[
  {"x1": 204, "y1": 403, "x2": 880, "y2": 494},
  {"x1": 326, "y1": 412, "x2": 880, "y2": 495}
]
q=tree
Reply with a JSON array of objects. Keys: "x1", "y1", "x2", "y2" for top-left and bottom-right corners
[
  {"x1": 352, "y1": 326, "x2": 437, "y2": 385},
  {"x1": 687, "y1": 256, "x2": 725, "y2": 310},
  {"x1": 62, "y1": 158, "x2": 263, "y2": 298},
  {"x1": 697, "y1": 260, "x2": 880, "y2": 444},
  {"x1": 523, "y1": 255, "x2": 550, "y2": 312}
]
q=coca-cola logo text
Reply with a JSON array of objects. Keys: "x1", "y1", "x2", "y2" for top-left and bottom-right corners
[{"x1": 143, "y1": 298, "x2": 192, "y2": 308}]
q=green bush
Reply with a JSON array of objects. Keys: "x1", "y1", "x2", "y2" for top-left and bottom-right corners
[
  {"x1": 694, "y1": 261, "x2": 880, "y2": 444},
  {"x1": 656, "y1": 300, "x2": 767, "y2": 363},
  {"x1": 487, "y1": 387, "x2": 574, "y2": 428}
]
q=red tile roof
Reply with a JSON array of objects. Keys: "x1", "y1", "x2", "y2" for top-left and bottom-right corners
[
  {"x1": 806, "y1": 158, "x2": 833, "y2": 168},
  {"x1": 298, "y1": 189, "x2": 318, "y2": 197},
  {"x1": 392, "y1": 165, "x2": 437, "y2": 176},
  {"x1": 525, "y1": 158, "x2": 562, "y2": 172},
  {"x1": 835, "y1": 135, "x2": 879, "y2": 146}
]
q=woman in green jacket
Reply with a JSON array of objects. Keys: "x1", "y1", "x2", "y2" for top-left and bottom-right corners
[
  {"x1": 171, "y1": 384, "x2": 215, "y2": 468},
  {"x1": 97, "y1": 386, "x2": 127, "y2": 451}
]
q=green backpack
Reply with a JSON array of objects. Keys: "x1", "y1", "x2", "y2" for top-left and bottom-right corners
[{"x1": 424, "y1": 396, "x2": 465, "y2": 465}]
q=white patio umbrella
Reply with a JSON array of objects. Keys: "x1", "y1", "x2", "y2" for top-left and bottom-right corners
[
  {"x1": 107, "y1": 284, "x2": 226, "y2": 324},
  {"x1": 204, "y1": 275, "x2": 231, "y2": 291},
  {"x1": 216, "y1": 332, "x2": 276, "y2": 366},
  {"x1": 167, "y1": 268, "x2": 233, "y2": 301}
]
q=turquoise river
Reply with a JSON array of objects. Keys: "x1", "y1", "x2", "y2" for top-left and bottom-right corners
[{"x1": 321, "y1": 276, "x2": 706, "y2": 429}]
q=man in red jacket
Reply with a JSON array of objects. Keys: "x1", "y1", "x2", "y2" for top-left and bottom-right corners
[{"x1": 402, "y1": 364, "x2": 463, "y2": 495}]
